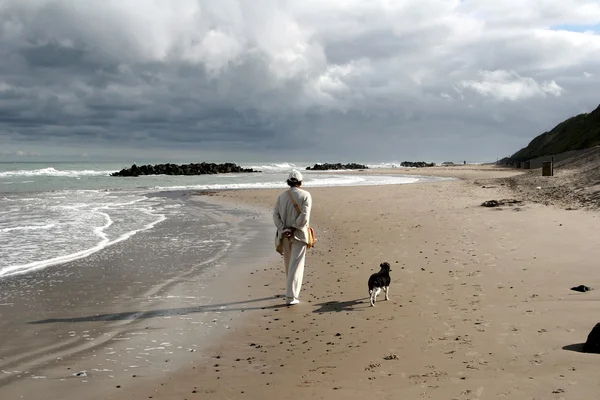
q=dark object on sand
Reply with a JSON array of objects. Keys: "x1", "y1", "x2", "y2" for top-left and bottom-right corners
[
  {"x1": 542, "y1": 160, "x2": 554, "y2": 176},
  {"x1": 481, "y1": 199, "x2": 522, "y2": 207},
  {"x1": 111, "y1": 162, "x2": 258, "y2": 177},
  {"x1": 583, "y1": 322, "x2": 600, "y2": 353},
  {"x1": 481, "y1": 200, "x2": 500, "y2": 207},
  {"x1": 400, "y1": 161, "x2": 435, "y2": 168},
  {"x1": 571, "y1": 285, "x2": 592, "y2": 292},
  {"x1": 306, "y1": 163, "x2": 368, "y2": 171}
]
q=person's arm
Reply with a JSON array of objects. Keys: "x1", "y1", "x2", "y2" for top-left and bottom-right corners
[
  {"x1": 273, "y1": 196, "x2": 286, "y2": 233},
  {"x1": 292, "y1": 192, "x2": 311, "y2": 229}
]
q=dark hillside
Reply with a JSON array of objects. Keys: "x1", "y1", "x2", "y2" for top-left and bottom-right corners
[{"x1": 509, "y1": 104, "x2": 600, "y2": 162}]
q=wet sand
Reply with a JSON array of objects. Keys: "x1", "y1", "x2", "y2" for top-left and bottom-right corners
[
  {"x1": 104, "y1": 166, "x2": 600, "y2": 400},
  {"x1": 0, "y1": 195, "x2": 276, "y2": 400}
]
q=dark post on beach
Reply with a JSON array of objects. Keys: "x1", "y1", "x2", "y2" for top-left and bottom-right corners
[{"x1": 542, "y1": 160, "x2": 553, "y2": 176}]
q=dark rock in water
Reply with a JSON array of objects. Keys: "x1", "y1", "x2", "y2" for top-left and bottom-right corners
[
  {"x1": 400, "y1": 161, "x2": 435, "y2": 168},
  {"x1": 111, "y1": 162, "x2": 259, "y2": 177},
  {"x1": 306, "y1": 163, "x2": 368, "y2": 171},
  {"x1": 571, "y1": 285, "x2": 592, "y2": 292},
  {"x1": 583, "y1": 322, "x2": 600, "y2": 353}
]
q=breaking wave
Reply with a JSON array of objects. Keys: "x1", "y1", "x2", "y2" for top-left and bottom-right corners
[{"x1": 0, "y1": 168, "x2": 116, "y2": 178}]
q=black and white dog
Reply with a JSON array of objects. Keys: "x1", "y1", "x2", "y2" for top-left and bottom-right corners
[{"x1": 368, "y1": 262, "x2": 391, "y2": 306}]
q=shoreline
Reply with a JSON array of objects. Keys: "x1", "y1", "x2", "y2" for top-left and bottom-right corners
[
  {"x1": 0, "y1": 192, "x2": 277, "y2": 400},
  {"x1": 103, "y1": 165, "x2": 600, "y2": 400}
]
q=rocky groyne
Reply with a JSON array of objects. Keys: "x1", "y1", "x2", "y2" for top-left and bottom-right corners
[
  {"x1": 400, "y1": 161, "x2": 435, "y2": 168},
  {"x1": 305, "y1": 163, "x2": 368, "y2": 171},
  {"x1": 111, "y1": 162, "x2": 258, "y2": 177}
]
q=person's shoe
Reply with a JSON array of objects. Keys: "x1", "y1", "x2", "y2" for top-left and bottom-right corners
[{"x1": 286, "y1": 298, "x2": 300, "y2": 306}]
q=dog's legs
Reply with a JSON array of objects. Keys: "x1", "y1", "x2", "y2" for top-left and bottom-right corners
[
  {"x1": 384, "y1": 286, "x2": 390, "y2": 301},
  {"x1": 369, "y1": 289, "x2": 374, "y2": 306},
  {"x1": 373, "y1": 288, "x2": 381, "y2": 306}
]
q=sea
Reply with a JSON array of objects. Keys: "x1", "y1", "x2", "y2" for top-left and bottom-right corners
[{"x1": 0, "y1": 161, "x2": 446, "y2": 279}]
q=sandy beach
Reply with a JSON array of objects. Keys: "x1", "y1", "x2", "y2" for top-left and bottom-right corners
[
  {"x1": 90, "y1": 165, "x2": 600, "y2": 400},
  {"x1": 4, "y1": 165, "x2": 600, "y2": 400},
  {"x1": 5, "y1": 2, "x2": 600, "y2": 399}
]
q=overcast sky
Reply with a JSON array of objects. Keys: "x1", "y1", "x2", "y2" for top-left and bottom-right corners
[{"x1": 1, "y1": 0, "x2": 600, "y2": 163}]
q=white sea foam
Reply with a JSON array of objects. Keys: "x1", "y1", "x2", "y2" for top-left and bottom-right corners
[
  {"x1": 0, "y1": 192, "x2": 167, "y2": 278},
  {"x1": 0, "y1": 211, "x2": 166, "y2": 278},
  {"x1": 0, "y1": 224, "x2": 55, "y2": 233},
  {"x1": 0, "y1": 167, "x2": 116, "y2": 178},
  {"x1": 242, "y1": 162, "x2": 304, "y2": 173},
  {"x1": 366, "y1": 162, "x2": 405, "y2": 169},
  {"x1": 151, "y1": 174, "x2": 419, "y2": 191},
  {"x1": 2, "y1": 197, "x2": 37, "y2": 201}
]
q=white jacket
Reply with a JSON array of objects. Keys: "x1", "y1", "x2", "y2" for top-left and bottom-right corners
[{"x1": 273, "y1": 187, "x2": 312, "y2": 245}]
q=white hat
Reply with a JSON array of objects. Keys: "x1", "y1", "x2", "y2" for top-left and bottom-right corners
[{"x1": 288, "y1": 170, "x2": 303, "y2": 182}]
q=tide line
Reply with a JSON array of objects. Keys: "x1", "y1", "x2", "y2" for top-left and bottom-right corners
[{"x1": 0, "y1": 209, "x2": 166, "y2": 279}]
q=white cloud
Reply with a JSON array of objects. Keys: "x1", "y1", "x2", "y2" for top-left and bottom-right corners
[
  {"x1": 459, "y1": 70, "x2": 564, "y2": 101},
  {"x1": 187, "y1": 29, "x2": 245, "y2": 74}
]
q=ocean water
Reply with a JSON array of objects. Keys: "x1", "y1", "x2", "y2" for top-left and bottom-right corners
[{"x1": 0, "y1": 161, "x2": 447, "y2": 278}]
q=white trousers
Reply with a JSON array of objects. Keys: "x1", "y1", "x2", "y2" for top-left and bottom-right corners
[{"x1": 282, "y1": 237, "x2": 307, "y2": 301}]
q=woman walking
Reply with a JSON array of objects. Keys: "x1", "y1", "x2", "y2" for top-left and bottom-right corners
[{"x1": 273, "y1": 170, "x2": 312, "y2": 305}]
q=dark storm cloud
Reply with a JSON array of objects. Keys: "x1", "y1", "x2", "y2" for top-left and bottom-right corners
[{"x1": 20, "y1": 41, "x2": 88, "y2": 68}]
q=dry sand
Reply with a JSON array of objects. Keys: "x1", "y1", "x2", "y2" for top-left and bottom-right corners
[
  {"x1": 100, "y1": 165, "x2": 600, "y2": 400},
  {"x1": 494, "y1": 148, "x2": 600, "y2": 210}
]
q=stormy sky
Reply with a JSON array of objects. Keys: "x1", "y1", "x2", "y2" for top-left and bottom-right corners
[{"x1": 1, "y1": 1, "x2": 600, "y2": 163}]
